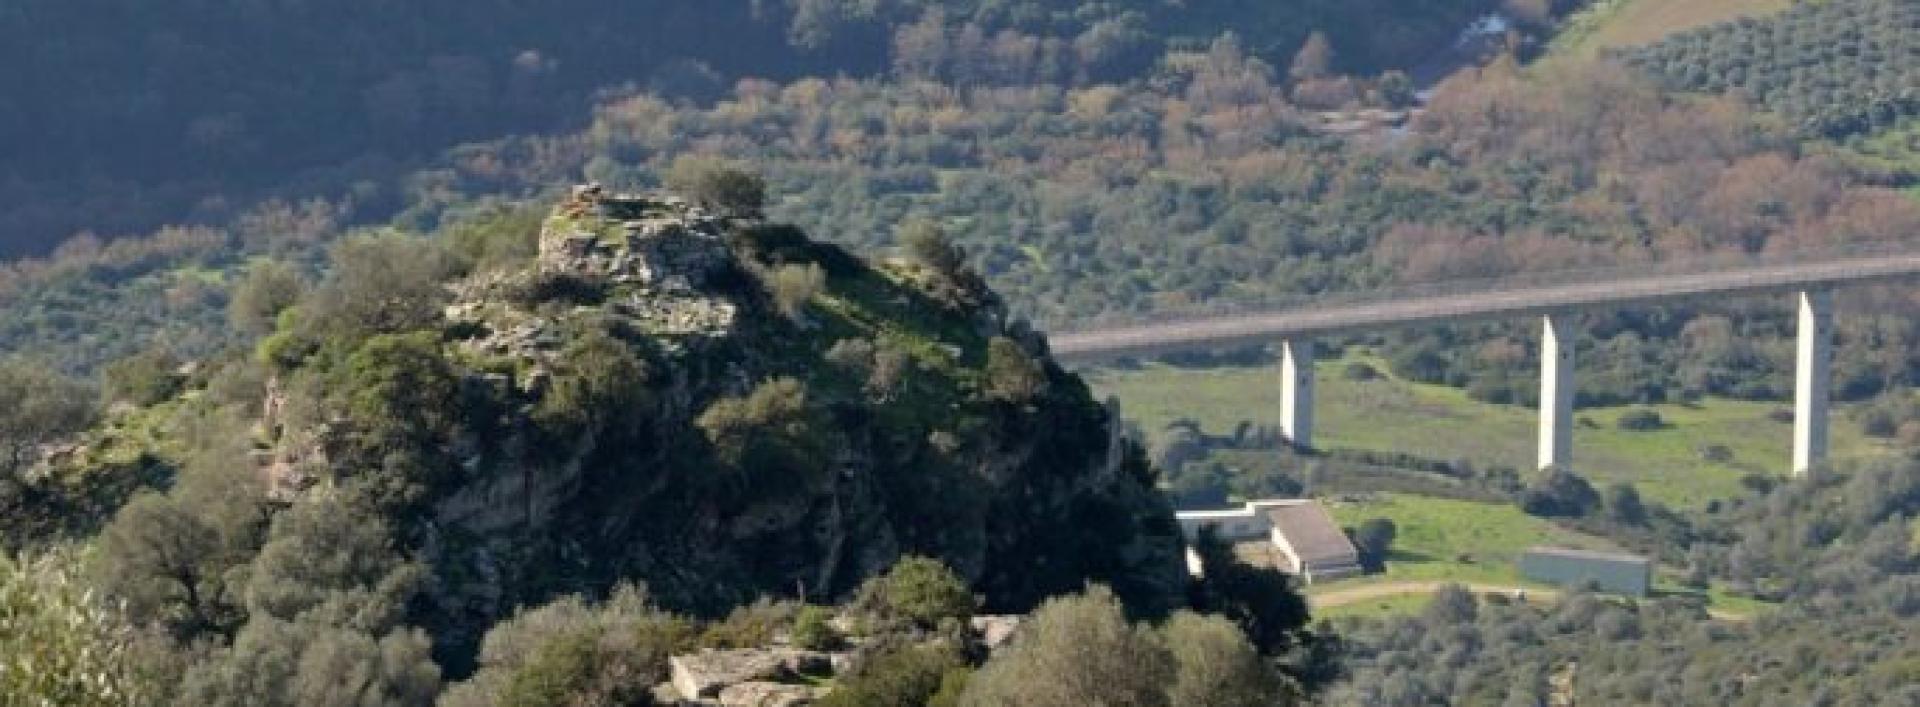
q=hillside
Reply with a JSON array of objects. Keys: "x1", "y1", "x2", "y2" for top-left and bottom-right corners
[
  {"x1": 4, "y1": 181, "x2": 1196, "y2": 699},
  {"x1": 0, "y1": 0, "x2": 1502, "y2": 258},
  {"x1": 1623, "y1": 0, "x2": 1920, "y2": 139}
]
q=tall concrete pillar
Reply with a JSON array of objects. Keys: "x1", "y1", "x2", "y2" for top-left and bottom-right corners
[
  {"x1": 1794, "y1": 290, "x2": 1833, "y2": 475},
  {"x1": 1538, "y1": 315, "x2": 1574, "y2": 470},
  {"x1": 1280, "y1": 340, "x2": 1315, "y2": 450}
]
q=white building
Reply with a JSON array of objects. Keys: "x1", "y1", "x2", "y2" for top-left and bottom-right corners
[{"x1": 1176, "y1": 499, "x2": 1363, "y2": 584}]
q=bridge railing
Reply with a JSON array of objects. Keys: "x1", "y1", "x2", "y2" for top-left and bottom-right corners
[{"x1": 1040, "y1": 239, "x2": 1920, "y2": 336}]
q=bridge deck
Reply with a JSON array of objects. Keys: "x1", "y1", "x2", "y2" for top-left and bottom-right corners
[{"x1": 1050, "y1": 252, "x2": 1920, "y2": 363}]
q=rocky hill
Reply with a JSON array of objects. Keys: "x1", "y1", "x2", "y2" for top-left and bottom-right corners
[{"x1": 226, "y1": 182, "x2": 1188, "y2": 660}]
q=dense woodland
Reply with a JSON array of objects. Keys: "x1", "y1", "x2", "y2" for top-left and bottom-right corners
[
  {"x1": 0, "y1": 0, "x2": 1499, "y2": 257},
  {"x1": 6, "y1": 0, "x2": 1920, "y2": 704}
]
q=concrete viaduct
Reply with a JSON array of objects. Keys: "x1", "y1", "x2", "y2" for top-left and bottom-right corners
[{"x1": 1049, "y1": 251, "x2": 1920, "y2": 476}]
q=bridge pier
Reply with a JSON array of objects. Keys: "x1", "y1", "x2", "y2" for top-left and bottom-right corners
[
  {"x1": 1794, "y1": 290, "x2": 1833, "y2": 475},
  {"x1": 1280, "y1": 339, "x2": 1315, "y2": 450},
  {"x1": 1539, "y1": 315, "x2": 1574, "y2": 471}
]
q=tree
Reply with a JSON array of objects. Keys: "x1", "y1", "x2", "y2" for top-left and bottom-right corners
[
  {"x1": 533, "y1": 326, "x2": 652, "y2": 437},
  {"x1": 1186, "y1": 527, "x2": 1313, "y2": 657},
  {"x1": 301, "y1": 233, "x2": 460, "y2": 346},
  {"x1": 0, "y1": 550, "x2": 158, "y2": 706},
  {"x1": 241, "y1": 496, "x2": 422, "y2": 635},
  {"x1": 94, "y1": 493, "x2": 240, "y2": 638},
  {"x1": 335, "y1": 332, "x2": 461, "y2": 504},
  {"x1": 442, "y1": 584, "x2": 694, "y2": 707},
  {"x1": 1423, "y1": 583, "x2": 1478, "y2": 624},
  {"x1": 898, "y1": 218, "x2": 966, "y2": 277},
  {"x1": 665, "y1": 156, "x2": 766, "y2": 219},
  {"x1": 854, "y1": 556, "x2": 975, "y2": 631},
  {"x1": 1289, "y1": 31, "x2": 1334, "y2": 82},
  {"x1": 228, "y1": 261, "x2": 307, "y2": 336},
  {"x1": 768, "y1": 263, "x2": 826, "y2": 322},
  {"x1": 0, "y1": 360, "x2": 95, "y2": 476},
  {"x1": 984, "y1": 337, "x2": 1046, "y2": 404},
  {"x1": 1521, "y1": 467, "x2": 1601, "y2": 518},
  {"x1": 1351, "y1": 518, "x2": 1397, "y2": 573},
  {"x1": 694, "y1": 378, "x2": 823, "y2": 477},
  {"x1": 1161, "y1": 611, "x2": 1294, "y2": 707},
  {"x1": 102, "y1": 348, "x2": 186, "y2": 407},
  {"x1": 1604, "y1": 483, "x2": 1649, "y2": 526},
  {"x1": 178, "y1": 617, "x2": 440, "y2": 707},
  {"x1": 960, "y1": 585, "x2": 1172, "y2": 707}
]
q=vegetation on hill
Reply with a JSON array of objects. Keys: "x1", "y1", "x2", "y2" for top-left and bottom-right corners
[
  {"x1": 1331, "y1": 457, "x2": 1920, "y2": 704},
  {"x1": 0, "y1": 183, "x2": 1327, "y2": 704},
  {"x1": 1624, "y1": 0, "x2": 1920, "y2": 140},
  {"x1": 0, "y1": 0, "x2": 1503, "y2": 257}
]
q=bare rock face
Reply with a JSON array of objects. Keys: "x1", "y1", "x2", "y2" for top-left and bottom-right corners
[
  {"x1": 538, "y1": 183, "x2": 733, "y2": 294},
  {"x1": 668, "y1": 648, "x2": 833, "y2": 700},
  {"x1": 715, "y1": 681, "x2": 823, "y2": 707},
  {"x1": 970, "y1": 614, "x2": 1026, "y2": 652}
]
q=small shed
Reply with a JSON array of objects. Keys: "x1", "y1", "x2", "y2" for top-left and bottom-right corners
[
  {"x1": 1518, "y1": 547, "x2": 1651, "y2": 597},
  {"x1": 1265, "y1": 502, "x2": 1363, "y2": 584}
]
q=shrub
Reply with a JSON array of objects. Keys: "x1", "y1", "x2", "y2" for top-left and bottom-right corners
[
  {"x1": 817, "y1": 641, "x2": 966, "y2": 707},
  {"x1": 855, "y1": 556, "x2": 974, "y2": 631},
  {"x1": 1699, "y1": 444, "x2": 1734, "y2": 463},
  {"x1": 1342, "y1": 362, "x2": 1380, "y2": 381},
  {"x1": 768, "y1": 263, "x2": 826, "y2": 322},
  {"x1": 1860, "y1": 408, "x2": 1899, "y2": 438},
  {"x1": 665, "y1": 157, "x2": 766, "y2": 219},
  {"x1": 1615, "y1": 409, "x2": 1666, "y2": 431},
  {"x1": 791, "y1": 605, "x2": 840, "y2": 651},
  {"x1": 1351, "y1": 518, "x2": 1397, "y2": 573},
  {"x1": 1521, "y1": 467, "x2": 1601, "y2": 518},
  {"x1": 0, "y1": 550, "x2": 157, "y2": 706},
  {"x1": 984, "y1": 337, "x2": 1046, "y2": 404}
]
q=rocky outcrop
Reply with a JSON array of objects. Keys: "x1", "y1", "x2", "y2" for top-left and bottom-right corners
[
  {"x1": 668, "y1": 648, "x2": 834, "y2": 701},
  {"x1": 250, "y1": 184, "x2": 1186, "y2": 661}
]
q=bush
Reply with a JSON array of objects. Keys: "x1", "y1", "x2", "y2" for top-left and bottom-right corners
[
  {"x1": 665, "y1": 157, "x2": 766, "y2": 219},
  {"x1": 817, "y1": 641, "x2": 966, "y2": 707},
  {"x1": 984, "y1": 337, "x2": 1046, "y2": 404},
  {"x1": 791, "y1": 605, "x2": 841, "y2": 651},
  {"x1": 103, "y1": 349, "x2": 186, "y2": 407},
  {"x1": 855, "y1": 556, "x2": 974, "y2": 631},
  {"x1": 1521, "y1": 468, "x2": 1600, "y2": 518},
  {"x1": 1615, "y1": 409, "x2": 1666, "y2": 431},
  {"x1": 768, "y1": 263, "x2": 826, "y2": 322},
  {"x1": 1342, "y1": 362, "x2": 1380, "y2": 381},
  {"x1": 1860, "y1": 408, "x2": 1899, "y2": 438},
  {"x1": 0, "y1": 551, "x2": 158, "y2": 706},
  {"x1": 1351, "y1": 518, "x2": 1397, "y2": 573}
]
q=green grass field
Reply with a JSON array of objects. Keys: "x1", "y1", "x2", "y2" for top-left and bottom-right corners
[
  {"x1": 1085, "y1": 354, "x2": 1894, "y2": 510},
  {"x1": 1322, "y1": 494, "x2": 1621, "y2": 586},
  {"x1": 1300, "y1": 493, "x2": 1774, "y2": 619}
]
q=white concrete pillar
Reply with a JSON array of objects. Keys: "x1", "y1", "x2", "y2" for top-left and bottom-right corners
[
  {"x1": 1280, "y1": 340, "x2": 1315, "y2": 450},
  {"x1": 1538, "y1": 315, "x2": 1574, "y2": 470},
  {"x1": 1794, "y1": 290, "x2": 1833, "y2": 475}
]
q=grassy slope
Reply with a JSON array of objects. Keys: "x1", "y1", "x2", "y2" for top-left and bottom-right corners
[
  {"x1": 1305, "y1": 493, "x2": 1770, "y2": 619},
  {"x1": 1084, "y1": 353, "x2": 1894, "y2": 510},
  {"x1": 1547, "y1": 0, "x2": 1792, "y2": 61}
]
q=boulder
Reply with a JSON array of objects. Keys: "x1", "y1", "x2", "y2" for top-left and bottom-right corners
[
  {"x1": 716, "y1": 681, "x2": 822, "y2": 707},
  {"x1": 971, "y1": 614, "x2": 1025, "y2": 651},
  {"x1": 669, "y1": 649, "x2": 790, "y2": 699}
]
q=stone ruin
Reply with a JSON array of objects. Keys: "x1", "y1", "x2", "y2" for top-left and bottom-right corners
[{"x1": 539, "y1": 182, "x2": 733, "y2": 294}]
